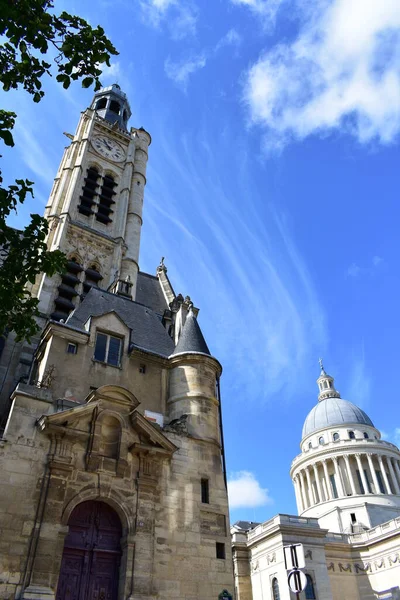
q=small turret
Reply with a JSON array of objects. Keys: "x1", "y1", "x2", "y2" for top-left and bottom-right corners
[
  {"x1": 91, "y1": 84, "x2": 132, "y2": 130},
  {"x1": 167, "y1": 309, "x2": 221, "y2": 442}
]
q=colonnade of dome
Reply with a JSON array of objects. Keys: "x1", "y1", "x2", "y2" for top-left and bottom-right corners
[{"x1": 292, "y1": 448, "x2": 400, "y2": 513}]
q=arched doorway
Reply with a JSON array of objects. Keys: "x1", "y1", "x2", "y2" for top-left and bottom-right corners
[{"x1": 56, "y1": 500, "x2": 122, "y2": 600}]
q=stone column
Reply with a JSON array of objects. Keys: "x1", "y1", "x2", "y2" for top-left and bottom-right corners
[
  {"x1": 344, "y1": 455, "x2": 357, "y2": 496},
  {"x1": 394, "y1": 459, "x2": 400, "y2": 490},
  {"x1": 366, "y1": 454, "x2": 380, "y2": 494},
  {"x1": 313, "y1": 464, "x2": 323, "y2": 503},
  {"x1": 299, "y1": 471, "x2": 308, "y2": 510},
  {"x1": 305, "y1": 466, "x2": 315, "y2": 506},
  {"x1": 332, "y1": 457, "x2": 344, "y2": 497},
  {"x1": 293, "y1": 476, "x2": 303, "y2": 513},
  {"x1": 355, "y1": 454, "x2": 369, "y2": 495},
  {"x1": 378, "y1": 455, "x2": 392, "y2": 494},
  {"x1": 322, "y1": 459, "x2": 332, "y2": 500},
  {"x1": 387, "y1": 457, "x2": 400, "y2": 494}
]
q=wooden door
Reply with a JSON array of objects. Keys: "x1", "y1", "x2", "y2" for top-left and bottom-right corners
[{"x1": 56, "y1": 501, "x2": 122, "y2": 600}]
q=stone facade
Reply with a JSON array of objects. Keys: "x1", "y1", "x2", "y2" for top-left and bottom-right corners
[{"x1": 0, "y1": 86, "x2": 234, "y2": 599}]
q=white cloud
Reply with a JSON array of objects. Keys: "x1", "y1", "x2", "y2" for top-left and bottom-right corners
[
  {"x1": 228, "y1": 471, "x2": 273, "y2": 509},
  {"x1": 140, "y1": 0, "x2": 197, "y2": 38},
  {"x1": 100, "y1": 61, "x2": 121, "y2": 82},
  {"x1": 372, "y1": 255, "x2": 383, "y2": 267},
  {"x1": 243, "y1": 0, "x2": 400, "y2": 150},
  {"x1": 165, "y1": 28, "x2": 241, "y2": 89},
  {"x1": 164, "y1": 54, "x2": 207, "y2": 89},
  {"x1": 230, "y1": 0, "x2": 285, "y2": 22},
  {"x1": 347, "y1": 263, "x2": 361, "y2": 277}
]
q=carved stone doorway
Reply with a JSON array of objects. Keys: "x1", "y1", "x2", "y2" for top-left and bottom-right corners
[{"x1": 56, "y1": 500, "x2": 122, "y2": 600}]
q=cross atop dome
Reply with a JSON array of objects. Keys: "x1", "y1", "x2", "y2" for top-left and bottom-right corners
[{"x1": 316, "y1": 360, "x2": 341, "y2": 401}]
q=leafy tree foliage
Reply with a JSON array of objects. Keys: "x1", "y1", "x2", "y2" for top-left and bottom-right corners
[{"x1": 0, "y1": 0, "x2": 118, "y2": 341}]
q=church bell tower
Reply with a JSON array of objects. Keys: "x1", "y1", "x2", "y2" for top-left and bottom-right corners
[{"x1": 34, "y1": 83, "x2": 150, "y2": 321}]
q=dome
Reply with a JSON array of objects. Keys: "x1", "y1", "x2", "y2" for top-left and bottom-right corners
[{"x1": 302, "y1": 396, "x2": 374, "y2": 438}]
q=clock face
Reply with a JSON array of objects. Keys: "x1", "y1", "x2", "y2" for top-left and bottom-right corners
[{"x1": 92, "y1": 135, "x2": 126, "y2": 162}]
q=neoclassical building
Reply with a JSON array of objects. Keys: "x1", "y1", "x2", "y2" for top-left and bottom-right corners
[
  {"x1": 232, "y1": 365, "x2": 400, "y2": 600},
  {"x1": 0, "y1": 86, "x2": 234, "y2": 600}
]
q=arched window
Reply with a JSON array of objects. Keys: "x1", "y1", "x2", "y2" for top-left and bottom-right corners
[
  {"x1": 349, "y1": 431, "x2": 355, "y2": 440},
  {"x1": 308, "y1": 442, "x2": 312, "y2": 450},
  {"x1": 363, "y1": 432, "x2": 369, "y2": 439},
  {"x1": 272, "y1": 578, "x2": 280, "y2": 600},
  {"x1": 96, "y1": 174, "x2": 116, "y2": 224},
  {"x1": 333, "y1": 432, "x2": 339, "y2": 442},
  {"x1": 109, "y1": 100, "x2": 120, "y2": 114},
  {"x1": 305, "y1": 574, "x2": 316, "y2": 600},
  {"x1": 95, "y1": 97, "x2": 107, "y2": 110},
  {"x1": 319, "y1": 436, "x2": 325, "y2": 445}
]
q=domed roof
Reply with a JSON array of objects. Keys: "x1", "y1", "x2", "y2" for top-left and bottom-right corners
[
  {"x1": 302, "y1": 396, "x2": 374, "y2": 438},
  {"x1": 302, "y1": 362, "x2": 375, "y2": 438}
]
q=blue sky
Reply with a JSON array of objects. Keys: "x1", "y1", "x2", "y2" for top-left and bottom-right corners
[{"x1": 3, "y1": 0, "x2": 400, "y2": 523}]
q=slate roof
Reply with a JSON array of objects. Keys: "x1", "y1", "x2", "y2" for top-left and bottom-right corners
[
  {"x1": 67, "y1": 287, "x2": 175, "y2": 358},
  {"x1": 135, "y1": 272, "x2": 169, "y2": 315},
  {"x1": 302, "y1": 397, "x2": 374, "y2": 438},
  {"x1": 171, "y1": 310, "x2": 210, "y2": 356},
  {"x1": 233, "y1": 521, "x2": 260, "y2": 532}
]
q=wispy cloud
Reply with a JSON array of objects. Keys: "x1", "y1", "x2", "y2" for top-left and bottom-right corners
[
  {"x1": 143, "y1": 119, "x2": 326, "y2": 400},
  {"x1": 165, "y1": 28, "x2": 241, "y2": 89},
  {"x1": 230, "y1": 0, "x2": 285, "y2": 23},
  {"x1": 346, "y1": 256, "x2": 384, "y2": 277},
  {"x1": 164, "y1": 54, "x2": 207, "y2": 89},
  {"x1": 140, "y1": 0, "x2": 198, "y2": 39},
  {"x1": 346, "y1": 343, "x2": 370, "y2": 408},
  {"x1": 243, "y1": 0, "x2": 400, "y2": 151},
  {"x1": 228, "y1": 471, "x2": 272, "y2": 509}
]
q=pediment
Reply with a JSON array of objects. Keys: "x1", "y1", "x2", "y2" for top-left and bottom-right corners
[
  {"x1": 37, "y1": 385, "x2": 177, "y2": 458},
  {"x1": 129, "y1": 412, "x2": 178, "y2": 456}
]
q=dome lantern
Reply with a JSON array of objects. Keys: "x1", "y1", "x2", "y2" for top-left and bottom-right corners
[{"x1": 317, "y1": 358, "x2": 340, "y2": 401}]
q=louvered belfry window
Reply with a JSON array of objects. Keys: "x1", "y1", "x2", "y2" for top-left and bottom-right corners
[
  {"x1": 96, "y1": 174, "x2": 116, "y2": 224},
  {"x1": 79, "y1": 167, "x2": 100, "y2": 216}
]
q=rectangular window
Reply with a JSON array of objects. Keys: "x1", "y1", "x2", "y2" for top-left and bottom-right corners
[
  {"x1": 67, "y1": 343, "x2": 77, "y2": 355},
  {"x1": 94, "y1": 333, "x2": 122, "y2": 366},
  {"x1": 201, "y1": 479, "x2": 209, "y2": 504},
  {"x1": 330, "y1": 474, "x2": 338, "y2": 498},
  {"x1": 356, "y1": 470, "x2": 365, "y2": 494},
  {"x1": 376, "y1": 470, "x2": 386, "y2": 494},
  {"x1": 216, "y1": 542, "x2": 225, "y2": 559},
  {"x1": 350, "y1": 513, "x2": 357, "y2": 524}
]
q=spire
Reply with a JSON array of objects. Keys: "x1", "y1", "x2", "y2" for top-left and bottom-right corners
[
  {"x1": 171, "y1": 309, "x2": 210, "y2": 356},
  {"x1": 316, "y1": 359, "x2": 340, "y2": 401},
  {"x1": 91, "y1": 84, "x2": 132, "y2": 131}
]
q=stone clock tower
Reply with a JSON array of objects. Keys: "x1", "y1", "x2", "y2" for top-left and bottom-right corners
[
  {"x1": 36, "y1": 83, "x2": 150, "y2": 318},
  {"x1": 0, "y1": 85, "x2": 151, "y2": 413}
]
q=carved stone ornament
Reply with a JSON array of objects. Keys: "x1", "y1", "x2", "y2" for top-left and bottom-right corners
[
  {"x1": 339, "y1": 563, "x2": 352, "y2": 573},
  {"x1": 164, "y1": 414, "x2": 188, "y2": 436},
  {"x1": 389, "y1": 553, "x2": 400, "y2": 566},
  {"x1": 267, "y1": 553, "x2": 276, "y2": 565},
  {"x1": 305, "y1": 549, "x2": 312, "y2": 560},
  {"x1": 327, "y1": 562, "x2": 335, "y2": 571}
]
